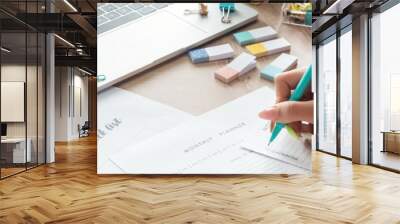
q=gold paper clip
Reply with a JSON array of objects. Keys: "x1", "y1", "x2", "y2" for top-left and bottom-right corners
[{"x1": 184, "y1": 3, "x2": 208, "y2": 16}]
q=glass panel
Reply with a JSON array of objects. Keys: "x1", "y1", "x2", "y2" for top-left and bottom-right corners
[
  {"x1": 0, "y1": 1, "x2": 46, "y2": 178},
  {"x1": 1, "y1": 31, "x2": 27, "y2": 177},
  {"x1": 38, "y1": 32, "x2": 45, "y2": 165},
  {"x1": 26, "y1": 1, "x2": 39, "y2": 169},
  {"x1": 27, "y1": 30, "x2": 38, "y2": 169},
  {"x1": 339, "y1": 29, "x2": 352, "y2": 158},
  {"x1": 371, "y1": 4, "x2": 400, "y2": 171},
  {"x1": 317, "y1": 37, "x2": 337, "y2": 154}
]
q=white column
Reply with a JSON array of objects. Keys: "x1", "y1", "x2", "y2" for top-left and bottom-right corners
[
  {"x1": 312, "y1": 45, "x2": 317, "y2": 151},
  {"x1": 46, "y1": 33, "x2": 55, "y2": 163},
  {"x1": 45, "y1": 0, "x2": 56, "y2": 163},
  {"x1": 352, "y1": 14, "x2": 369, "y2": 164}
]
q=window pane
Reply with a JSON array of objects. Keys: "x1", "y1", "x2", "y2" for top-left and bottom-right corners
[
  {"x1": 340, "y1": 29, "x2": 352, "y2": 158},
  {"x1": 38, "y1": 33, "x2": 45, "y2": 165},
  {"x1": 317, "y1": 37, "x2": 337, "y2": 154},
  {"x1": 371, "y1": 3, "x2": 400, "y2": 171},
  {"x1": 26, "y1": 0, "x2": 39, "y2": 170},
  {"x1": 1, "y1": 31, "x2": 27, "y2": 177},
  {"x1": 27, "y1": 31, "x2": 38, "y2": 169}
]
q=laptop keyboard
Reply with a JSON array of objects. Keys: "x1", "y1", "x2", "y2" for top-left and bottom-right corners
[{"x1": 97, "y1": 3, "x2": 171, "y2": 34}]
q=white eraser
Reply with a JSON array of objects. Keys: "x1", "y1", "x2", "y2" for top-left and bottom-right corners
[
  {"x1": 234, "y1": 26, "x2": 278, "y2": 46},
  {"x1": 239, "y1": 60, "x2": 257, "y2": 76},
  {"x1": 260, "y1": 53, "x2": 298, "y2": 81},
  {"x1": 272, "y1": 53, "x2": 297, "y2": 70},
  {"x1": 250, "y1": 26, "x2": 277, "y2": 41},
  {"x1": 246, "y1": 38, "x2": 291, "y2": 58},
  {"x1": 228, "y1": 52, "x2": 256, "y2": 72},
  {"x1": 189, "y1": 43, "x2": 234, "y2": 63},
  {"x1": 264, "y1": 38, "x2": 291, "y2": 55},
  {"x1": 205, "y1": 44, "x2": 235, "y2": 61},
  {"x1": 214, "y1": 52, "x2": 256, "y2": 83}
]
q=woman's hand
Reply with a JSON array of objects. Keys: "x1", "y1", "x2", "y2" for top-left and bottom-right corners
[{"x1": 258, "y1": 67, "x2": 314, "y2": 134}]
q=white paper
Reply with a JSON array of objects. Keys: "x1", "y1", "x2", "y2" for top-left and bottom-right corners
[
  {"x1": 97, "y1": 87, "x2": 192, "y2": 174},
  {"x1": 110, "y1": 87, "x2": 311, "y2": 174},
  {"x1": 111, "y1": 117, "x2": 305, "y2": 174},
  {"x1": 241, "y1": 127, "x2": 311, "y2": 171}
]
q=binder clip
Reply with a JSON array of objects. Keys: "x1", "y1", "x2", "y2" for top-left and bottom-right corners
[
  {"x1": 98, "y1": 75, "x2": 106, "y2": 82},
  {"x1": 219, "y1": 3, "x2": 235, "y2": 24}
]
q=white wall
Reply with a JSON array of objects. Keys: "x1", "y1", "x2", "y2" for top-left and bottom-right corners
[
  {"x1": 1, "y1": 63, "x2": 47, "y2": 163},
  {"x1": 55, "y1": 66, "x2": 89, "y2": 141},
  {"x1": 1, "y1": 65, "x2": 26, "y2": 138},
  {"x1": 1, "y1": 65, "x2": 40, "y2": 138},
  {"x1": 55, "y1": 66, "x2": 69, "y2": 141},
  {"x1": 1, "y1": 82, "x2": 25, "y2": 122},
  {"x1": 72, "y1": 73, "x2": 89, "y2": 138}
]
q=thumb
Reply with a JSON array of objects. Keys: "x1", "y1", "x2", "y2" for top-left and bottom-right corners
[{"x1": 259, "y1": 100, "x2": 313, "y2": 123}]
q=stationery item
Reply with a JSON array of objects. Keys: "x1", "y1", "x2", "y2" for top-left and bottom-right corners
[
  {"x1": 268, "y1": 65, "x2": 312, "y2": 145},
  {"x1": 282, "y1": 3, "x2": 312, "y2": 27},
  {"x1": 260, "y1": 53, "x2": 298, "y2": 81},
  {"x1": 188, "y1": 44, "x2": 235, "y2": 64},
  {"x1": 97, "y1": 87, "x2": 192, "y2": 174},
  {"x1": 233, "y1": 26, "x2": 278, "y2": 46},
  {"x1": 98, "y1": 75, "x2": 106, "y2": 82},
  {"x1": 214, "y1": 52, "x2": 256, "y2": 83},
  {"x1": 110, "y1": 87, "x2": 310, "y2": 174},
  {"x1": 246, "y1": 38, "x2": 291, "y2": 58},
  {"x1": 184, "y1": 3, "x2": 208, "y2": 16},
  {"x1": 199, "y1": 3, "x2": 208, "y2": 16},
  {"x1": 285, "y1": 126, "x2": 300, "y2": 139},
  {"x1": 219, "y1": 3, "x2": 235, "y2": 23},
  {"x1": 111, "y1": 118, "x2": 307, "y2": 174},
  {"x1": 219, "y1": 3, "x2": 236, "y2": 12},
  {"x1": 98, "y1": 2, "x2": 258, "y2": 92},
  {"x1": 241, "y1": 127, "x2": 311, "y2": 171}
]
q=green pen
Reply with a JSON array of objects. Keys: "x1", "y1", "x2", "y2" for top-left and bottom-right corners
[{"x1": 268, "y1": 65, "x2": 312, "y2": 145}]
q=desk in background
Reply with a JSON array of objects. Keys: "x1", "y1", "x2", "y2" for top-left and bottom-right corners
[
  {"x1": 381, "y1": 131, "x2": 400, "y2": 154},
  {"x1": 1, "y1": 138, "x2": 32, "y2": 165}
]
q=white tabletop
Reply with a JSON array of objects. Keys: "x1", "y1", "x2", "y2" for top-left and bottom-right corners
[{"x1": 1, "y1": 138, "x2": 29, "y2": 144}]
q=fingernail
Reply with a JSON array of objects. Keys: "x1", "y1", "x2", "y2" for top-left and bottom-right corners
[
  {"x1": 285, "y1": 126, "x2": 300, "y2": 140},
  {"x1": 259, "y1": 107, "x2": 279, "y2": 120}
]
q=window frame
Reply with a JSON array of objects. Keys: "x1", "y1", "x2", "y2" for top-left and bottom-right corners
[
  {"x1": 314, "y1": 22, "x2": 353, "y2": 160},
  {"x1": 0, "y1": 0, "x2": 47, "y2": 180}
]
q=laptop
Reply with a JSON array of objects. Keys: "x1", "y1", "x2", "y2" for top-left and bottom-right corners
[{"x1": 97, "y1": 3, "x2": 258, "y2": 91}]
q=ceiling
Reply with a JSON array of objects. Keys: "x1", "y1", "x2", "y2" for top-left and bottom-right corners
[
  {"x1": 0, "y1": 0, "x2": 99, "y2": 74},
  {"x1": 312, "y1": 0, "x2": 390, "y2": 44}
]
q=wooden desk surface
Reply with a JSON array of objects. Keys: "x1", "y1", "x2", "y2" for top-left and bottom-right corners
[
  {"x1": 117, "y1": 3, "x2": 311, "y2": 115},
  {"x1": 2, "y1": 135, "x2": 400, "y2": 223}
]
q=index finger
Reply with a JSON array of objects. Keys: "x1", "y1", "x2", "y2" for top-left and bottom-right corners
[{"x1": 275, "y1": 67, "x2": 309, "y2": 103}]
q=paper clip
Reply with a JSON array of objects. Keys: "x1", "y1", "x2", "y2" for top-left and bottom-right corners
[
  {"x1": 184, "y1": 3, "x2": 208, "y2": 16},
  {"x1": 220, "y1": 3, "x2": 235, "y2": 24},
  {"x1": 184, "y1": 9, "x2": 197, "y2": 15}
]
